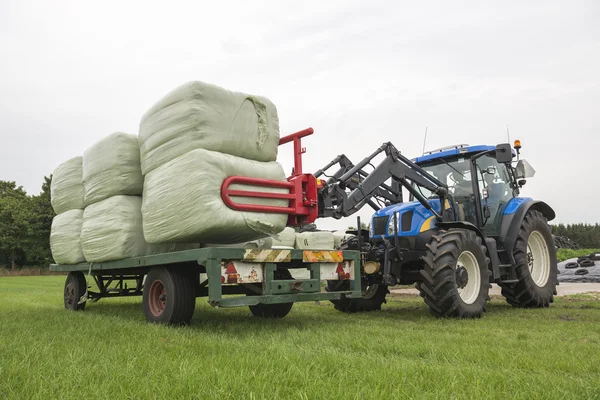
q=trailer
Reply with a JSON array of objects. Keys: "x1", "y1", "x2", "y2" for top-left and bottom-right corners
[
  {"x1": 50, "y1": 128, "x2": 362, "y2": 324},
  {"x1": 52, "y1": 246, "x2": 360, "y2": 324}
]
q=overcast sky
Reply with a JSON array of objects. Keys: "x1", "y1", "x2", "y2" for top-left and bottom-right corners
[{"x1": 1, "y1": 0, "x2": 598, "y2": 230}]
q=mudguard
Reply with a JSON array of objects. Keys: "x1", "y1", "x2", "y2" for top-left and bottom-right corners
[{"x1": 499, "y1": 199, "x2": 556, "y2": 264}]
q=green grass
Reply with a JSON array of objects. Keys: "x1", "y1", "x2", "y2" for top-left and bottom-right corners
[
  {"x1": 1, "y1": 277, "x2": 600, "y2": 399},
  {"x1": 557, "y1": 248, "x2": 600, "y2": 262}
]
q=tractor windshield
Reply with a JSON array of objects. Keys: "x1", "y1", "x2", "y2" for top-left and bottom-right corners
[
  {"x1": 413, "y1": 156, "x2": 477, "y2": 224},
  {"x1": 415, "y1": 157, "x2": 473, "y2": 199}
]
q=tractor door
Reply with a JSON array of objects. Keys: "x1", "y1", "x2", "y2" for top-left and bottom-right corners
[{"x1": 475, "y1": 154, "x2": 514, "y2": 236}]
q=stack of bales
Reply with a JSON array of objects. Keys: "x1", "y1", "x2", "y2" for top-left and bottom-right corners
[
  {"x1": 49, "y1": 80, "x2": 292, "y2": 264},
  {"x1": 49, "y1": 157, "x2": 86, "y2": 264},
  {"x1": 139, "y1": 81, "x2": 289, "y2": 245},
  {"x1": 79, "y1": 132, "x2": 158, "y2": 263}
]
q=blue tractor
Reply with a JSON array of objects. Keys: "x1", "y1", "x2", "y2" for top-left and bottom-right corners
[{"x1": 317, "y1": 140, "x2": 557, "y2": 318}]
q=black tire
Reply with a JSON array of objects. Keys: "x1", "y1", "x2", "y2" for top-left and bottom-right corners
[
  {"x1": 499, "y1": 210, "x2": 558, "y2": 308},
  {"x1": 578, "y1": 259, "x2": 595, "y2": 268},
  {"x1": 64, "y1": 272, "x2": 87, "y2": 311},
  {"x1": 142, "y1": 267, "x2": 196, "y2": 325},
  {"x1": 247, "y1": 268, "x2": 293, "y2": 318},
  {"x1": 326, "y1": 280, "x2": 389, "y2": 312},
  {"x1": 248, "y1": 301, "x2": 294, "y2": 318},
  {"x1": 417, "y1": 229, "x2": 491, "y2": 318},
  {"x1": 575, "y1": 269, "x2": 589, "y2": 276},
  {"x1": 564, "y1": 262, "x2": 579, "y2": 269}
]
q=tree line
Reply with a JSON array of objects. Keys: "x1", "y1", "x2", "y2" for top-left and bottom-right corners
[
  {"x1": 0, "y1": 178, "x2": 54, "y2": 269},
  {"x1": 551, "y1": 223, "x2": 600, "y2": 249}
]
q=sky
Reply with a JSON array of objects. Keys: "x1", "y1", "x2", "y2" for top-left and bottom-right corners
[{"x1": 1, "y1": 0, "x2": 598, "y2": 231}]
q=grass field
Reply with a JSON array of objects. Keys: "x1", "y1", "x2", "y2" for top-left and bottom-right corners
[{"x1": 1, "y1": 276, "x2": 599, "y2": 399}]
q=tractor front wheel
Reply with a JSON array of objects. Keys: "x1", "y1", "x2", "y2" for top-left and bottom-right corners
[
  {"x1": 417, "y1": 229, "x2": 491, "y2": 318},
  {"x1": 326, "y1": 280, "x2": 389, "y2": 312},
  {"x1": 499, "y1": 210, "x2": 558, "y2": 308}
]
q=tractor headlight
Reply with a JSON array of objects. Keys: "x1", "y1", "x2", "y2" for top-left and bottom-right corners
[{"x1": 387, "y1": 213, "x2": 399, "y2": 236}]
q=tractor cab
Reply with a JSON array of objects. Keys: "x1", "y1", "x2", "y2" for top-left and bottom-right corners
[{"x1": 411, "y1": 143, "x2": 522, "y2": 237}]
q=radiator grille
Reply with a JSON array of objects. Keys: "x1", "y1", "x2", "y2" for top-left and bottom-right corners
[{"x1": 372, "y1": 216, "x2": 389, "y2": 236}]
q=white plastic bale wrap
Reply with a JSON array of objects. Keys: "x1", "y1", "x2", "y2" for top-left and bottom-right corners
[
  {"x1": 50, "y1": 209, "x2": 85, "y2": 264},
  {"x1": 50, "y1": 157, "x2": 85, "y2": 214},
  {"x1": 204, "y1": 237, "x2": 273, "y2": 249},
  {"x1": 81, "y1": 196, "x2": 156, "y2": 263},
  {"x1": 82, "y1": 132, "x2": 143, "y2": 206},
  {"x1": 294, "y1": 231, "x2": 335, "y2": 250},
  {"x1": 333, "y1": 230, "x2": 355, "y2": 248},
  {"x1": 139, "y1": 81, "x2": 280, "y2": 175},
  {"x1": 271, "y1": 227, "x2": 297, "y2": 247},
  {"x1": 142, "y1": 148, "x2": 289, "y2": 244}
]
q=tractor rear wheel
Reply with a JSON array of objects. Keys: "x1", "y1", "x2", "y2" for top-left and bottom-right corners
[
  {"x1": 499, "y1": 210, "x2": 558, "y2": 308},
  {"x1": 417, "y1": 229, "x2": 491, "y2": 318},
  {"x1": 326, "y1": 280, "x2": 389, "y2": 312}
]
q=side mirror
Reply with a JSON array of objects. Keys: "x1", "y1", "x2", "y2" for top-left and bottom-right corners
[
  {"x1": 495, "y1": 143, "x2": 513, "y2": 163},
  {"x1": 515, "y1": 159, "x2": 535, "y2": 179},
  {"x1": 486, "y1": 166, "x2": 496, "y2": 175},
  {"x1": 518, "y1": 179, "x2": 527, "y2": 187}
]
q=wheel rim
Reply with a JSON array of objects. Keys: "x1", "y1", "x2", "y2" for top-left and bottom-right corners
[
  {"x1": 527, "y1": 231, "x2": 550, "y2": 287},
  {"x1": 148, "y1": 280, "x2": 167, "y2": 317},
  {"x1": 362, "y1": 283, "x2": 379, "y2": 299},
  {"x1": 456, "y1": 251, "x2": 481, "y2": 304},
  {"x1": 65, "y1": 282, "x2": 75, "y2": 307}
]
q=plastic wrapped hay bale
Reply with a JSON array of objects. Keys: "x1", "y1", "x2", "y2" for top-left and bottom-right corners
[
  {"x1": 142, "y1": 148, "x2": 289, "y2": 244},
  {"x1": 139, "y1": 81, "x2": 280, "y2": 175},
  {"x1": 50, "y1": 156, "x2": 85, "y2": 214},
  {"x1": 50, "y1": 209, "x2": 85, "y2": 264},
  {"x1": 80, "y1": 196, "x2": 158, "y2": 263},
  {"x1": 294, "y1": 231, "x2": 335, "y2": 250},
  {"x1": 271, "y1": 227, "x2": 297, "y2": 247},
  {"x1": 82, "y1": 132, "x2": 143, "y2": 206}
]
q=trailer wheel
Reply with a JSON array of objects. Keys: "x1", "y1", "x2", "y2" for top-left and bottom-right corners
[
  {"x1": 64, "y1": 272, "x2": 87, "y2": 311},
  {"x1": 499, "y1": 210, "x2": 558, "y2": 308},
  {"x1": 417, "y1": 229, "x2": 491, "y2": 318},
  {"x1": 248, "y1": 301, "x2": 294, "y2": 318},
  {"x1": 143, "y1": 267, "x2": 196, "y2": 325},
  {"x1": 325, "y1": 280, "x2": 389, "y2": 312},
  {"x1": 247, "y1": 268, "x2": 293, "y2": 318}
]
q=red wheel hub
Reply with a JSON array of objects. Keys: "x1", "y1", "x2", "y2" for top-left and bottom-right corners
[{"x1": 148, "y1": 280, "x2": 167, "y2": 317}]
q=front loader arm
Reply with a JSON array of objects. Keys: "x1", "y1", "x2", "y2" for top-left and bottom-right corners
[{"x1": 318, "y1": 142, "x2": 448, "y2": 220}]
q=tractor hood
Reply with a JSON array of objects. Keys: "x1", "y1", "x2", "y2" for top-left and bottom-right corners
[{"x1": 370, "y1": 199, "x2": 445, "y2": 238}]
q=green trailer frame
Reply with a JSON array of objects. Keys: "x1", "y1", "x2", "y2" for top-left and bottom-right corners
[{"x1": 51, "y1": 246, "x2": 362, "y2": 324}]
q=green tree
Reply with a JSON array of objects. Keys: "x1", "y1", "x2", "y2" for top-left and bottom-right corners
[
  {"x1": 27, "y1": 176, "x2": 55, "y2": 266},
  {"x1": 0, "y1": 181, "x2": 32, "y2": 269}
]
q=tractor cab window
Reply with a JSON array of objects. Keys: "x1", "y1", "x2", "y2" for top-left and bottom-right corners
[
  {"x1": 476, "y1": 154, "x2": 513, "y2": 236},
  {"x1": 414, "y1": 157, "x2": 477, "y2": 225}
]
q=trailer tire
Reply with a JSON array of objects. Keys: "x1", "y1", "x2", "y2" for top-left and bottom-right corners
[
  {"x1": 143, "y1": 267, "x2": 196, "y2": 325},
  {"x1": 417, "y1": 229, "x2": 491, "y2": 318},
  {"x1": 248, "y1": 301, "x2": 294, "y2": 318},
  {"x1": 64, "y1": 272, "x2": 87, "y2": 311},
  {"x1": 325, "y1": 280, "x2": 389, "y2": 312},
  {"x1": 499, "y1": 210, "x2": 558, "y2": 308}
]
